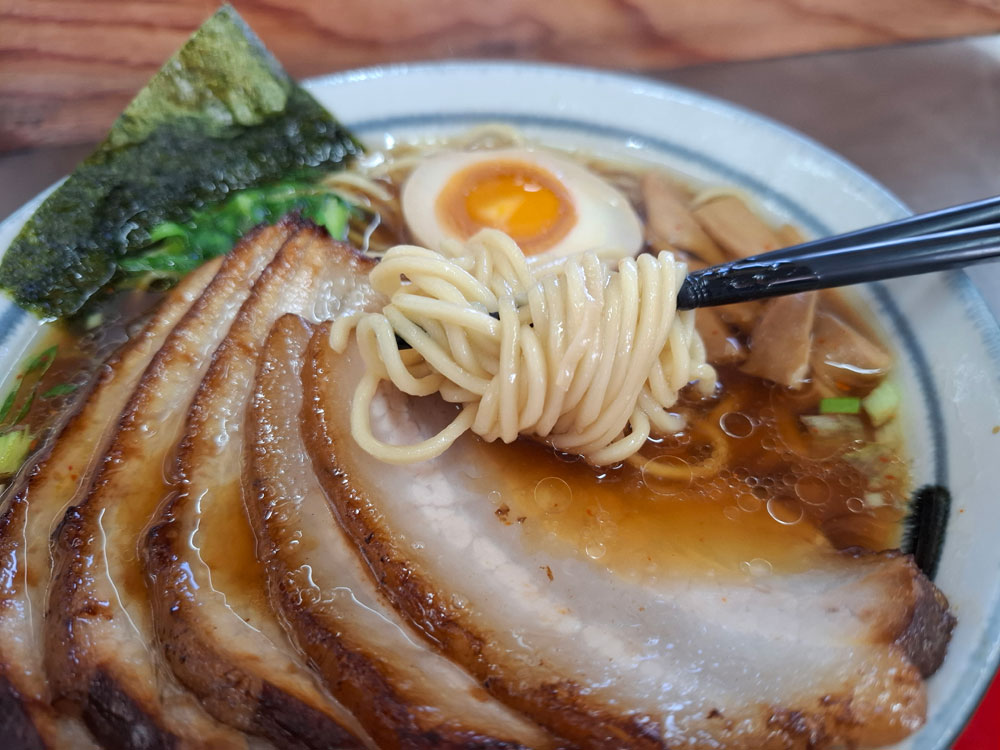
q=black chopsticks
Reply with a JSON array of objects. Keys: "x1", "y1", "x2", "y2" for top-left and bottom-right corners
[
  {"x1": 676, "y1": 195, "x2": 1000, "y2": 309},
  {"x1": 389, "y1": 194, "x2": 1000, "y2": 349}
]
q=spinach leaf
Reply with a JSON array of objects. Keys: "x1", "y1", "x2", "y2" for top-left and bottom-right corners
[{"x1": 119, "y1": 180, "x2": 352, "y2": 281}]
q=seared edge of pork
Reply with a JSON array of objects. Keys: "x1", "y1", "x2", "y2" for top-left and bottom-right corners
[{"x1": 143, "y1": 228, "x2": 374, "y2": 749}]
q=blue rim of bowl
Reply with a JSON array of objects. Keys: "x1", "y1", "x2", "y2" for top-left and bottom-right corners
[{"x1": 308, "y1": 60, "x2": 1000, "y2": 748}]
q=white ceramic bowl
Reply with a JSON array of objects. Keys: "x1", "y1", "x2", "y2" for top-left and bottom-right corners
[{"x1": 1, "y1": 62, "x2": 998, "y2": 749}]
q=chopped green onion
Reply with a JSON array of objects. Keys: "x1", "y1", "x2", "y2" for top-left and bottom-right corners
[
  {"x1": 24, "y1": 345, "x2": 57, "y2": 374},
  {"x1": 42, "y1": 383, "x2": 78, "y2": 398},
  {"x1": 819, "y1": 397, "x2": 861, "y2": 414},
  {"x1": 862, "y1": 380, "x2": 901, "y2": 427},
  {"x1": 0, "y1": 390, "x2": 15, "y2": 423},
  {"x1": 0, "y1": 429, "x2": 32, "y2": 476}
]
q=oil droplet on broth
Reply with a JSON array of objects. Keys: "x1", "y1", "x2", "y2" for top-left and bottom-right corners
[
  {"x1": 740, "y1": 558, "x2": 773, "y2": 577},
  {"x1": 736, "y1": 493, "x2": 762, "y2": 513},
  {"x1": 795, "y1": 475, "x2": 831, "y2": 505},
  {"x1": 846, "y1": 497, "x2": 865, "y2": 513},
  {"x1": 720, "y1": 411, "x2": 754, "y2": 439},
  {"x1": 477, "y1": 439, "x2": 836, "y2": 582},
  {"x1": 534, "y1": 476, "x2": 572, "y2": 514},
  {"x1": 766, "y1": 497, "x2": 804, "y2": 526},
  {"x1": 641, "y1": 455, "x2": 693, "y2": 493}
]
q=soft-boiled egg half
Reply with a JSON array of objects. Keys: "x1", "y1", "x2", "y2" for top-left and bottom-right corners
[{"x1": 400, "y1": 148, "x2": 643, "y2": 261}]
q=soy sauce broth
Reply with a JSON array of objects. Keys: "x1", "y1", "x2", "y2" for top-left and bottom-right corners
[
  {"x1": 0, "y1": 287, "x2": 162, "y2": 489},
  {"x1": 477, "y1": 364, "x2": 908, "y2": 583}
]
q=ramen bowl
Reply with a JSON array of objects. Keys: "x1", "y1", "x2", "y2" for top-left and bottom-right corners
[{"x1": 1, "y1": 62, "x2": 998, "y2": 750}]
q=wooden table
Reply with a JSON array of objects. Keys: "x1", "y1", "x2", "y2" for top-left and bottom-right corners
[
  {"x1": 1, "y1": 20, "x2": 998, "y2": 747},
  {"x1": 3, "y1": 0, "x2": 1000, "y2": 151}
]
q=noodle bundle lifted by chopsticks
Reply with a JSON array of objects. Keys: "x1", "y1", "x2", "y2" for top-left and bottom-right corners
[{"x1": 331, "y1": 229, "x2": 716, "y2": 465}]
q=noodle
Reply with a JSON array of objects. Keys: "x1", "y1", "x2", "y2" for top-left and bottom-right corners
[
  {"x1": 627, "y1": 402, "x2": 730, "y2": 480},
  {"x1": 331, "y1": 229, "x2": 716, "y2": 465}
]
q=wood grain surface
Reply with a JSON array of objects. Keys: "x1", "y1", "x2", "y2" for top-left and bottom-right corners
[{"x1": 2, "y1": 0, "x2": 1000, "y2": 151}]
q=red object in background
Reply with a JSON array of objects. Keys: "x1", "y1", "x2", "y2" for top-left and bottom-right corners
[{"x1": 954, "y1": 670, "x2": 1000, "y2": 748}]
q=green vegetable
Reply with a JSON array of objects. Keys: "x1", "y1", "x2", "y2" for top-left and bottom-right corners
[
  {"x1": 0, "y1": 390, "x2": 15, "y2": 423},
  {"x1": 24, "y1": 346, "x2": 57, "y2": 375},
  {"x1": 0, "y1": 429, "x2": 32, "y2": 477},
  {"x1": 119, "y1": 181, "x2": 351, "y2": 282},
  {"x1": 0, "y1": 6, "x2": 361, "y2": 318},
  {"x1": 862, "y1": 380, "x2": 901, "y2": 428},
  {"x1": 42, "y1": 384, "x2": 78, "y2": 398},
  {"x1": 819, "y1": 397, "x2": 861, "y2": 415},
  {"x1": 0, "y1": 344, "x2": 59, "y2": 428}
]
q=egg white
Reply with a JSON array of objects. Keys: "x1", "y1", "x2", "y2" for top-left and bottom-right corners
[{"x1": 400, "y1": 148, "x2": 643, "y2": 262}]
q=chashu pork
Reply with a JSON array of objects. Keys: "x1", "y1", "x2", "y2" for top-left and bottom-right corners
[
  {"x1": 0, "y1": 256, "x2": 221, "y2": 750},
  {"x1": 247, "y1": 314, "x2": 563, "y2": 750},
  {"x1": 303, "y1": 328, "x2": 955, "y2": 750},
  {"x1": 44, "y1": 221, "x2": 302, "y2": 749},
  {"x1": 143, "y1": 227, "x2": 375, "y2": 749}
]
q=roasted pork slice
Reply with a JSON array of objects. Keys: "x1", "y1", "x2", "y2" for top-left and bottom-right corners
[
  {"x1": 144, "y1": 229, "x2": 377, "y2": 749},
  {"x1": 247, "y1": 315, "x2": 562, "y2": 750},
  {"x1": 303, "y1": 330, "x2": 954, "y2": 750},
  {"x1": 0, "y1": 256, "x2": 221, "y2": 750},
  {"x1": 45, "y1": 221, "x2": 301, "y2": 749}
]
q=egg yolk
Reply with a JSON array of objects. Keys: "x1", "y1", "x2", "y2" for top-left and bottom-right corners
[{"x1": 436, "y1": 160, "x2": 576, "y2": 254}]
